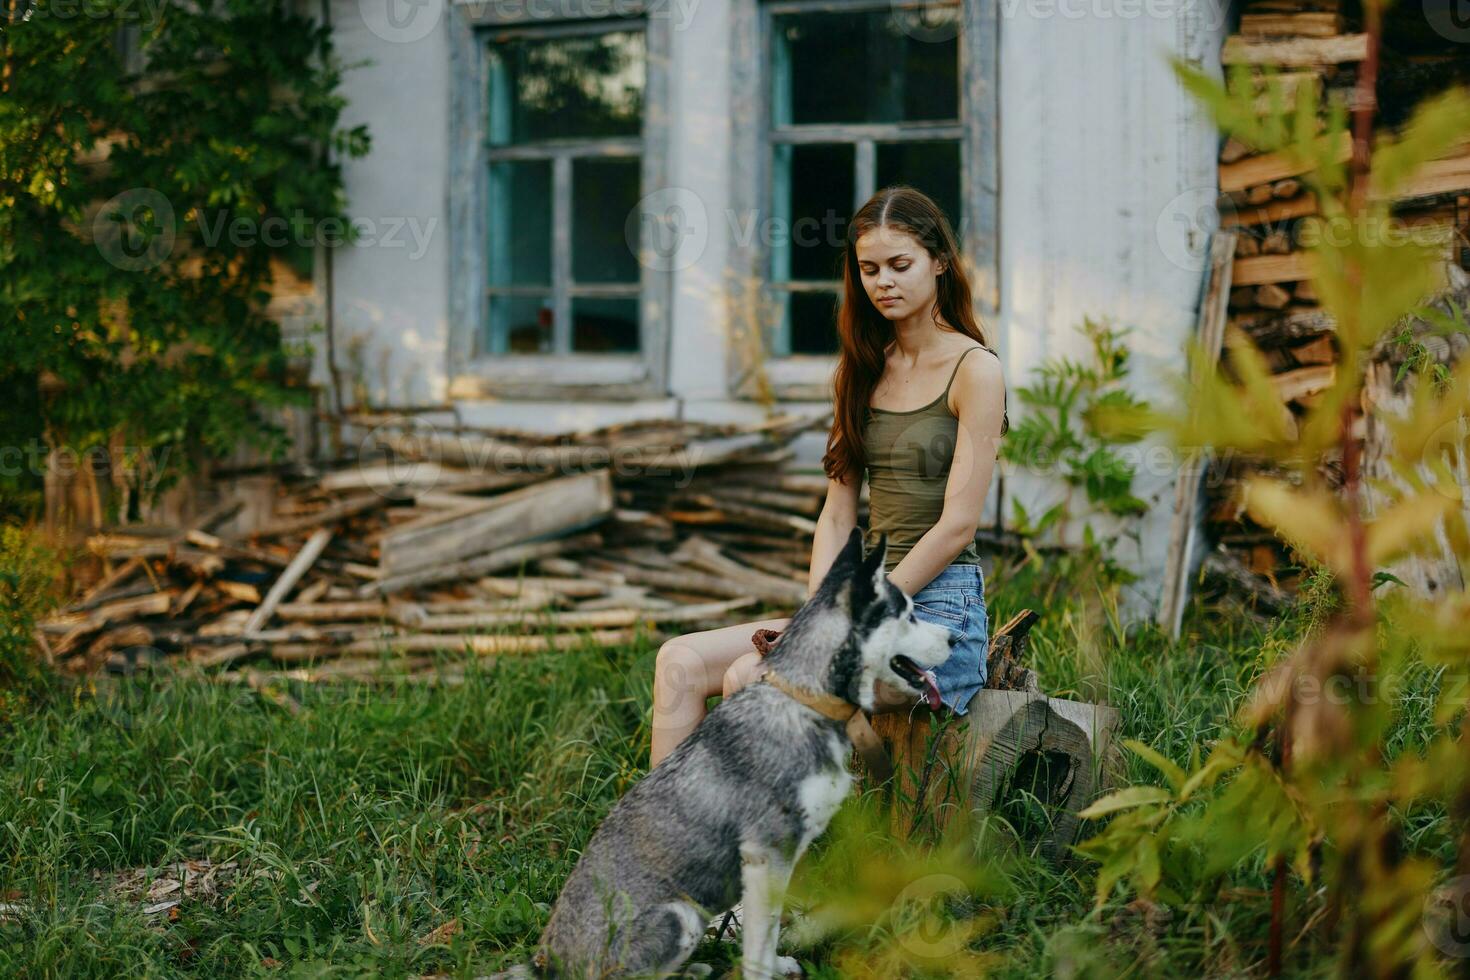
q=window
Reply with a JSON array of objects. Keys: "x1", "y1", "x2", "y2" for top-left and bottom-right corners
[
  {"x1": 766, "y1": 2, "x2": 965, "y2": 357},
  {"x1": 485, "y1": 27, "x2": 646, "y2": 356},
  {"x1": 447, "y1": 5, "x2": 673, "y2": 398}
]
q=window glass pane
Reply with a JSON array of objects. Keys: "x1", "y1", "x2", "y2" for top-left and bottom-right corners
[
  {"x1": 573, "y1": 157, "x2": 642, "y2": 283},
  {"x1": 875, "y1": 140, "x2": 962, "y2": 235},
  {"x1": 771, "y1": 9, "x2": 959, "y2": 126},
  {"x1": 488, "y1": 160, "x2": 552, "y2": 286},
  {"x1": 489, "y1": 294, "x2": 553, "y2": 354},
  {"x1": 788, "y1": 290, "x2": 840, "y2": 356},
  {"x1": 487, "y1": 30, "x2": 645, "y2": 146},
  {"x1": 573, "y1": 296, "x2": 640, "y2": 353},
  {"x1": 771, "y1": 143, "x2": 853, "y2": 283}
]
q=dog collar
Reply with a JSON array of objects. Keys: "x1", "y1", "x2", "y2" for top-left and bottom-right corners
[{"x1": 762, "y1": 670, "x2": 894, "y2": 786}]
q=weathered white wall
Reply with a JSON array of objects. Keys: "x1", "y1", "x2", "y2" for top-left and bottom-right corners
[
  {"x1": 327, "y1": 0, "x2": 453, "y2": 408},
  {"x1": 324, "y1": 0, "x2": 1231, "y2": 617},
  {"x1": 996, "y1": 1, "x2": 1229, "y2": 616}
]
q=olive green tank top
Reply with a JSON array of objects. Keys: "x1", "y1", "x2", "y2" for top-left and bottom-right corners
[{"x1": 862, "y1": 346, "x2": 1009, "y2": 573}]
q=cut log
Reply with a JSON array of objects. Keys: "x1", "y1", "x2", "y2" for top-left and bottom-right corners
[
  {"x1": 1220, "y1": 136, "x2": 1254, "y2": 164},
  {"x1": 367, "y1": 531, "x2": 604, "y2": 596},
  {"x1": 1222, "y1": 193, "x2": 1319, "y2": 228},
  {"x1": 1238, "y1": 12, "x2": 1343, "y2": 37},
  {"x1": 1271, "y1": 364, "x2": 1336, "y2": 404},
  {"x1": 1234, "y1": 308, "x2": 1337, "y2": 347},
  {"x1": 1272, "y1": 178, "x2": 1301, "y2": 199},
  {"x1": 1221, "y1": 34, "x2": 1368, "y2": 68},
  {"x1": 589, "y1": 558, "x2": 794, "y2": 606},
  {"x1": 1288, "y1": 334, "x2": 1336, "y2": 366},
  {"x1": 1234, "y1": 252, "x2": 1311, "y2": 286},
  {"x1": 380, "y1": 471, "x2": 612, "y2": 577},
  {"x1": 414, "y1": 597, "x2": 756, "y2": 633},
  {"x1": 1245, "y1": 183, "x2": 1275, "y2": 206},
  {"x1": 477, "y1": 576, "x2": 609, "y2": 599},
  {"x1": 1235, "y1": 235, "x2": 1261, "y2": 258},
  {"x1": 1255, "y1": 284, "x2": 1294, "y2": 310},
  {"x1": 254, "y1": 495, "x2": 391, "y2": 539},
  {"x1": 1219, "y1": 132, "x2": 1352, "y2": 192},
  {"x1": 242, "y1": 529, "x2": 334, "y2": 636},
  {"x1": 1260, "y1": 230, "x2": 1292, "y2": 255}
]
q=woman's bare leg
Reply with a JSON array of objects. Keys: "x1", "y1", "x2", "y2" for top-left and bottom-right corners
[
  {"x1": 722, "y1": 651, "x2": 769, "y2": 698},
  {"x1": 651, "y1": 616, "x2": 791, "y2": 768}
]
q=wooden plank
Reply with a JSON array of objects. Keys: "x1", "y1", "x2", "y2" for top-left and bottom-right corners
[
  {"x1": 1221, "y1": 33, "x2": 1368, "y2": 68},
  {"x1": 1233, "y1": 252, "x2": 1312, "y2": 286},
  {"x1": 1271, "y1": 364, "x2": 1336, "y2": 403},
  {"x1": 242, "y1": 529, "x2": 333, "y2": 636},
  {"x1": 1238, "y1": 12, "x2": 1343, "y2": 38},
  {"x1": 1222, "y1": 193, "x2": 1319, "y2": 228},
  {"x1": 1219, "y1": 132, "x2": 1352, "y2": 192},
  {"x1": 1159, "y1": 231, "x2": 1236, "y2": 639},
  {"x1": 367, "y1": 531, "x2": 604, "y2": 596},
  {"x1": 380, "y1": 470, "x2": 613, "y2": 576},
  {"x1": 254, "y1": 495, "x2": 390, "y2": 539}
]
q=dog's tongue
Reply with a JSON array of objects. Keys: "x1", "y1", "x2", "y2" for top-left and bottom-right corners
[{"x1": 921, "y1": 669, "x2": 942, "y2": 711}]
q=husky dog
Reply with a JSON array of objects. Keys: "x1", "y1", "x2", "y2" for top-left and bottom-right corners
[{"x1": 522, "y1": 529, "x2": 954, "y2": 978}]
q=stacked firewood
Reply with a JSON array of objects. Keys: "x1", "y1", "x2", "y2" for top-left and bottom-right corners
[
  {"x1": 34, "y1": 413, "x2": 839, "y2": 683},
  {"x1": 1202, "y1": 0, "x2": 1470, "y2": 593}
]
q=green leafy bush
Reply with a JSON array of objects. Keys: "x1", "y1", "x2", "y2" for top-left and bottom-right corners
[{"x1": 0, "y1": 0, "x2": 370, "y2": 520}]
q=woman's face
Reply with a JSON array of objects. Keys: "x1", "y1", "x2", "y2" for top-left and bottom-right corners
[{"x1": 853, "y1": 225, "x2": 945, "y2": 322}]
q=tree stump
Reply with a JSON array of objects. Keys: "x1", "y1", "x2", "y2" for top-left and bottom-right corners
[{"x1": 866, "y1": 609, "x2": 1122, "y2": 864}]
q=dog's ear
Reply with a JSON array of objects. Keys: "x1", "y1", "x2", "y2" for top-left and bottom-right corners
[
  {"x1": 848, "y1": 532, "x2": 887, "y2": 610},
  {"x1": 824, "y1": 527, "x2": 864, "y2": 584},
  {"x1": 819, "y1": 528, "x2": 865, "y2": 613}
]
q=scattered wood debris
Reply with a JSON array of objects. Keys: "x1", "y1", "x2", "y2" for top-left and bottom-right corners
[{"x1": 38, "y1": 413, "x2": 839, "y2": 683}]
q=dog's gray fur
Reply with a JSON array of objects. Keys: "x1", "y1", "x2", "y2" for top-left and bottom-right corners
[{"x1": 519, "y1": 529, "x2": 952, "y2": 978}]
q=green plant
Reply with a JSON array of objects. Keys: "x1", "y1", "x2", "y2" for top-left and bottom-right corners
[
  {"x1": 0, "y1": 525, "x2": 61, "y2": 721},
  {"x1": 1000, "y1": 316, "x2": 1150, "y2": 585},
  {"x1": 0, "y1": 0, "x2": 370, "y2": 522},
  {"x1": 1078, "y1": 11, "x2": 1470, "y2": 974}
]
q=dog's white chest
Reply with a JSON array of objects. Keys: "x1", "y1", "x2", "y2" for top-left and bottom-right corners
[{"x1": 795, "y1": 737, "x2": 852, "y2": 849}]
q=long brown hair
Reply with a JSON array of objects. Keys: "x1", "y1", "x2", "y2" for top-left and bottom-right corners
[{"x1": 822, "y1": 185, "x2": 994, "y2": 484}]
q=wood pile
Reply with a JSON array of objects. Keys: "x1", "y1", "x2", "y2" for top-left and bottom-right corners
[
  {"x1": 34, "y1": 412, "x2": 839, "y2": 683},
  {"x1": 1202, "y1": 0, "x2": 1470, "y2": 596}
]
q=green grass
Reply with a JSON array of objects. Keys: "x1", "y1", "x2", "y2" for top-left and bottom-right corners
[{"x1": 0, "y1": 557, "x2": 1451, "y2": 977}]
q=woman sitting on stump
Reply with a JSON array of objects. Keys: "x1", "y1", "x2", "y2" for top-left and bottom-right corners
[{"x1": 649, "y1": 185, "x2": 1010, "y2": 769}]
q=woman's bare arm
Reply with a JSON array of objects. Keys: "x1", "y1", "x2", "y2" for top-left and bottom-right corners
[
  {"x1": 807, "y1": 473, "x2": 861, "y2": 596},
  {"x1": 886, "y1": 348, "x2": 1006, "y2": 597}
]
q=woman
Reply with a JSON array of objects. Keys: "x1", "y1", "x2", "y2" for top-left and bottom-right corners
[{"x1": 649, "y1": 185, "x2": 1009, "y2": 769}]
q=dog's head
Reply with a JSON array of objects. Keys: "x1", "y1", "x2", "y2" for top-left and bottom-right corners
[{"x1": 766, "y1": 528, "x2": 953, "y2": 713}]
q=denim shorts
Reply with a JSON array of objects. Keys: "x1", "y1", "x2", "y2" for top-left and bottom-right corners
[{"x1": 909, "y1": 563, "x2": 989, "y2": 716}]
